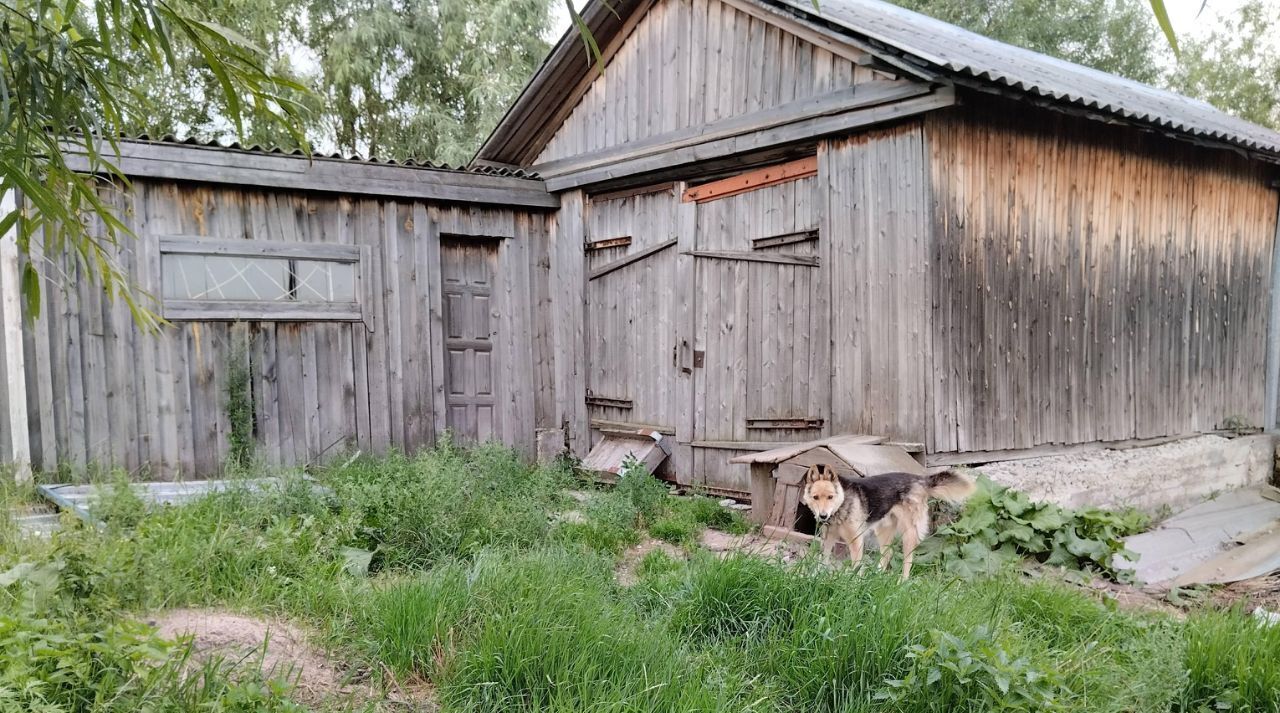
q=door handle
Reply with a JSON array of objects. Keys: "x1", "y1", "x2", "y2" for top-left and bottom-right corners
[{"x1": 679, "y1": 339, "x2": 692, "y2": 374}]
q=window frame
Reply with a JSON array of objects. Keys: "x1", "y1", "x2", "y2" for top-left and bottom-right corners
[{"x1": 158, "y1": 236, "x2": 367, "y2": 322}]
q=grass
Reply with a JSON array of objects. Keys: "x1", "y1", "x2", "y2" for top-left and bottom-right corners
[{"x1": 2, "y1": 443, "x2": 1278, "y2": 712}]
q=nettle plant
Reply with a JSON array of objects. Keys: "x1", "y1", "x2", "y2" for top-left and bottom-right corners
[
  {"x1": 876, "y1": 626, "x2": 1068, "y2": 713},
  {"x1": 917, "y1": 477, "x2": 1149, "y2": 582}
]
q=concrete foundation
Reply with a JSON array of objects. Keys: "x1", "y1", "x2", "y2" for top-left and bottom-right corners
[{"x1": 973, "y1": 434, "x2": 1278, "y2": 513}]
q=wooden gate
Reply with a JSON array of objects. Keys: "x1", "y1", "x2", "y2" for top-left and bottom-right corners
[
  {"x1": 685, "y1": 163, "x2": 830, "y2": 493},
  {"x1": 582, "y1": 183, "x2": 682, "y2": 446},
  {"x1": 441, "y1": 239, "x2": 500, "y2": 443}
]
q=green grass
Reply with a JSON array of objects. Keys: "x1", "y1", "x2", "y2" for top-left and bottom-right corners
[{"x1": 3, "y1": 444, "x2": 1279, "y2": 712}]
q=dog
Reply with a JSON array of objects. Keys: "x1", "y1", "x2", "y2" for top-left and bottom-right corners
[{"x1": 800, "y1": 463, "x2": 975, "y2": 580}]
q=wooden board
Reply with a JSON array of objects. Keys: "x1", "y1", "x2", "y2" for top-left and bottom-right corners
[
  {"x1": 682, "y1": 156, "x2": 818, "y2": 202},
  {"x1": 581, "y1": 429, "x2": 672, "y2": 476}
]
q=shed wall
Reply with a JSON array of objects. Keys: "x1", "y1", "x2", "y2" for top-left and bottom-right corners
[
  {"x1": 19, "y1": 180, "x2": 553, "y2": 478},
  {"x1": 535, "y1": 0, "x2": 888, "y2": 165},
  {"x1": 927, "y1": 105, "x2": 1279, "y2": 454}
]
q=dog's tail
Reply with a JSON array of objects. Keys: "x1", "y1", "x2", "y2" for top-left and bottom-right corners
[{"x1": 925, "y1": 468, "x2": 977, "y2": 504}]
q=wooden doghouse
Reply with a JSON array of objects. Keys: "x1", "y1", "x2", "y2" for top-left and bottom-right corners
[{"x1": 732, "y1": 436, "x2": 926, "y2": 535}]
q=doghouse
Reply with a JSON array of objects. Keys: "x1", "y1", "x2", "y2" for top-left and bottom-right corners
[{"x1": 732, "y1": 436, "x2": 925, "y2": 535}]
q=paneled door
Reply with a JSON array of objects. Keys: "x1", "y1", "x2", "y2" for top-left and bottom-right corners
[{"x1": 440, "y1": 239, "x2": 500, "y2": 443}]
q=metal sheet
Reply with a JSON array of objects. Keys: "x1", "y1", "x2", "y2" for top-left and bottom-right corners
[
  {"x1": 1119, "y1": 486, "x2": 1280, "y2": 585},
  {"x1": 765, "y1": 0, "x2": 1280, "y2": 157}
]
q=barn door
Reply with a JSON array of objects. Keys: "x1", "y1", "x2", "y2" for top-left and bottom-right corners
[
  {"x1": 440, "y1": 239, "x2": 500, "y2": 443},
  {"x1": 582, "y1": 183, "x2": 681, "y2": 446},
  {"x1": 686, "y1": 161, "x2": 830, "y2": 493}
]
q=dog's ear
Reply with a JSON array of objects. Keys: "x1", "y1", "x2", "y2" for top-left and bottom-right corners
[
  {"x1": 819, "y1": 464, "x2": 838, "y2": 481},
  {"x1": 804, "y1": 464, "x2": 822, "y2": 484}
]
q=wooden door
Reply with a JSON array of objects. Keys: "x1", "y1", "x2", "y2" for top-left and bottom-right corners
[
  {"x1": 688, "y1": 173, "x2": 829, "y2": 493},
  {"x1": 583, "y1": 184, "x2": 681, "y2": 444},
  {"x1": 441, "y1": 239, "x2": 500, "y2": 443}
]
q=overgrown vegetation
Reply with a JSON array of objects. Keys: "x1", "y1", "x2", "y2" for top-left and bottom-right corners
[
  {"x1": 2, "y1": 446, "x2": 1277, "y2": 712},
  {"x1": 225, "y1": 327, "x2": 256, "y2": 470},
  {"x1": 918, "y1": 476, "x2": 1150, "y2": 582}
]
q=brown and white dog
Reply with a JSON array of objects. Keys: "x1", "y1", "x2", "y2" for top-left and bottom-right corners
[{"x1": 800, "y1": 464, "x2": 975, "y2": 580}]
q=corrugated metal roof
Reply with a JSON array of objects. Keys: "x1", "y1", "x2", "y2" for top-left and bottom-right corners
[
  {"x1": 771, "y1": 0, "x2": 1280, "y2": 156},
  {"x1": 118, "y1": 133, "x2": 540, "y2": 178}
]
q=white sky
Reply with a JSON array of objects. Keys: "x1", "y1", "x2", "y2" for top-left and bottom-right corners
[{"x1": 548, "y1": 0, "x2": 1248, "y2": 45}]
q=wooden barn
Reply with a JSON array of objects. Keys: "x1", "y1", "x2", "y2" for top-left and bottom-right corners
[{"x1": 4, "y1": 0, "x2": 1280, "y2": 499}]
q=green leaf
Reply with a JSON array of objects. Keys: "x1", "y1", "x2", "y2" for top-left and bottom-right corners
[
  {"x1": 339, "y1": 547, "x2": 373, "y2": 577},
  {"x1": 1147, "y1": 0, "x2": 1180, "y2": 56},
  {"x1": 997, "y1": 521, "x2": 1037, "y2": 546},
  {"x1": 1027, "y1": 506, "x2": 1068, "y2": 532},
  {"x1": 21, "y1": 261, "x2": 41, "y2": 321}
]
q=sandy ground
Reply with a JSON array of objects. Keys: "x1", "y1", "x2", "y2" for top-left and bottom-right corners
[{"x1": 148, "y1": 609, "x2": 429, "y2": 711}]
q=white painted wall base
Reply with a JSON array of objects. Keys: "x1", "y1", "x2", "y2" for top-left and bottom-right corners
[{"x1": 974, "y1": 434, "x2": 1277, "y2": 513}]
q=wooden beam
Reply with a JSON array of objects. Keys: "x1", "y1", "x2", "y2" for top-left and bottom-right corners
[
  {"x1": 64, "y1": 140, "x2": 559, "y2": 208},
  {"x1": 924, "y1": 434, "x2": 1207, "y2": 467},
  {"x1": 1265, "y1": 190, "x2": 1280, "y2": 430},
  {"x1": 585, "y1": 395, "x2": 634, "y2": 409},
  {"x1": 683, "y1": 157, "x2": 818, "y2": 203},
  {"x1": 745, "y1": 417, "x2": 825, "y2": 430},
  {"x1": 534, "y1": 81, "x2": 929, "y2": 179},
  {"x1": 159, "y1": 237, "x2": 362, "y2": 262},
  {"x1": 589, "y1": 182, "x2": 677, "y2": 203},
  {"x1": 685, "y1": 250, "x2": 820, "y2": 267},
  {"x1": 585, "y1": 236, "x2": 633, "y2": 252},
  {"x1": 162, "y1": 300, "x2": 363, "y2": 322},
  {"x1": 590, "y1": 418, "x2": 676, "y2": 435},
  {"x1": 691, "y1": 440, "x2": 804, "y2": 450},
  {"x1": 0, "y1": 188, "x2": 31, "y2": 483},
  {"x1": 545, "y1": 88, "x2": 956, "y2": 191},
  {"x1": 753, "y1": 229, "x2": 819, "y2": 249},
  {"x1": 588, "y1": 238, "x2": 678, "y2": 280}
]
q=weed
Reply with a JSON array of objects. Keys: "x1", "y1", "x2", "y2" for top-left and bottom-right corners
[
  {"x1": 917, "y1": 476, "x2": 1149, "y2": 581},
  {"x1": 877, "y1": 627, "x2": 1068, "y2": 712},
  {"x1": 1175, "y1": 608, "x2": 1280, "y2": 712},
  {"x1": 225, "y1": 324, "x2": 256, "y2": 471}
]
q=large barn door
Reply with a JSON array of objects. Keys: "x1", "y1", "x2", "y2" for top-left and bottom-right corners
[
  {"x1": 582, "y1": 184, "x2": 682, "y2": 460},
  {"x1": 440, "y1": 239, "x2": 500, "y2": 443},
  {"x1": 686, "y1": 160, "x2": 830, "y2": 494}
]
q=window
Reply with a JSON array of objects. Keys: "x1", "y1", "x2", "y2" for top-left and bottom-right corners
[{"x1": 159, "y1": 237, "x2": 364, "y2": 321}]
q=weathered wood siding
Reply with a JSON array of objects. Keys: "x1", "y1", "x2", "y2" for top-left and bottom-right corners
[
  {"x1": 584, "y1": 185, "x2": 681, "y2": 440},
  {"x1": 927, "y1": 106, "x2": 1279, "y2": 453},
  {"x1": 19, "y1": 180, "x2": 552, "y2": 477},
  {"x1": 535, "y1": 0, "x2": 889, "y2": 165},
  {"x1": 823, "y1": 123, "x2": 932, "y2": 445}
]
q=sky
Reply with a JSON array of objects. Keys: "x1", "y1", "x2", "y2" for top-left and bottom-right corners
[{"x1": 547, "y1": 0, "x2": 1249, "y2": 44}]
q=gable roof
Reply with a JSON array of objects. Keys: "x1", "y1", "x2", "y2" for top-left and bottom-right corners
[{"x1": 477, "y1": 0, "x2": 1280, "y2": 166}]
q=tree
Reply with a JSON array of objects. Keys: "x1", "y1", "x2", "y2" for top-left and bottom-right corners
[
  {"x1": 121, "y1": 0, "x2": 554, "y2": 165},
  {"x1": 1, "y1": 0, "x2": 309, "y2": 325},
  {"x1": 889, "y1": 0, "x2": 1166, "y2": 84},
  {"x1": 1166, "y1": 0, "x2": 1280, "y2": 130}
]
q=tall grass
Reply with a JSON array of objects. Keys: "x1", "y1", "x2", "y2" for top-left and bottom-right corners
[
  {"x1": 364, "y1": 548, "x2": 763, "y2": 713},
  {"x1": 4, "y1": 444, "x2": 1280, "y2": 713}
]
